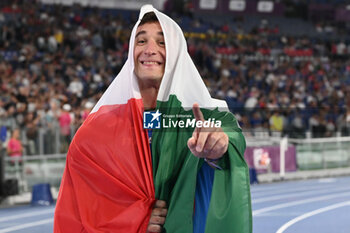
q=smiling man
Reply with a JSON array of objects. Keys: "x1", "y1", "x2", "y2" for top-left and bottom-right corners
[
  {"x1": 134, "y1": 20, "x2": 165, "y2": 80},
  {"x1": 134, "y1": 13, "x2": 166, "y2": 110},
  {"x1": 54, "y1": 5, "x2": 252, "y2": 233}
]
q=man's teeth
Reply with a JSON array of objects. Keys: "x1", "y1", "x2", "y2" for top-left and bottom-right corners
[{"x1": 143, "y1": 61, "x2": 159, "y2": 65}]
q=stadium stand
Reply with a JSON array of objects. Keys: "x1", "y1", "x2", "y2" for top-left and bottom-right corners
[{"x1": 0, "y1": 0, "x2": 350, "y2": 158}]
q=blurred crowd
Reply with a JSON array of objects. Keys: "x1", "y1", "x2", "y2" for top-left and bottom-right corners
[{"x1": 1, "y1": 0, "x2": 350, "y2": 156}]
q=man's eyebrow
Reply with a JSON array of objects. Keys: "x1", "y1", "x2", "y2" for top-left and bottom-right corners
[{"x1": 135, "y1": 30, "x2": 146, "y2": 38}]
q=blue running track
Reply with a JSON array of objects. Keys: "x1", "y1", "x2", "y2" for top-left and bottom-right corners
[{"x1": 0, "y1": 176, "x2": 349, "y2": 233}]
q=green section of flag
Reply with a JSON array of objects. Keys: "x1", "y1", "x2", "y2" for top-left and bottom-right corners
[{"x1": 152, "y1": 95, "x2": 252, "y2": 233}]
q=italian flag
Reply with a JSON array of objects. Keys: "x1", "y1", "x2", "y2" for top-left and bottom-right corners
[{"x1": 54, "y1": 5, "x2": 252, "y2": 233}]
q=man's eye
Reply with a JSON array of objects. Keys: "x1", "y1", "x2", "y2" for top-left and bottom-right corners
[
  {"x1": 137, "y1": 40, "x2": 145, "y2": 44},
  {"x1": 159, "y1": 41, "x2": 165, "y2": 46}
]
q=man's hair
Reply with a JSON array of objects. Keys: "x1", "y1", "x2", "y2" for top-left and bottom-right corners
[{"x1": 139, "y1": 12, "x2": 159, "y2": 26}]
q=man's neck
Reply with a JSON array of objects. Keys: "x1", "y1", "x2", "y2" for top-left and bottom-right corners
[{"x1": 139, "y1": 81, "x2": 160, "y2": 110}]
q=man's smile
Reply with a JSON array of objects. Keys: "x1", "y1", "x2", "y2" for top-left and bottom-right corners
[{"x1": 140, "y1": 60, "x2": 162, "y2": 65}]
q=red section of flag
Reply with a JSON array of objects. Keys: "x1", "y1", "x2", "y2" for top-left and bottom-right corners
[{"x1": 54, "y1": 99, "x2": 155, "y2": 233}]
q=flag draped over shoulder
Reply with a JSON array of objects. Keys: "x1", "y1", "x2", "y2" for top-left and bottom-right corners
[{"x1": 54, "y1": 5, "x2": 252, "y2": 233}]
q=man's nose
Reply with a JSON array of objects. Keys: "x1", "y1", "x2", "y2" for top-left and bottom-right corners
[{"x1": 144, "y1": 41, "x2": 157, "y2": 55}]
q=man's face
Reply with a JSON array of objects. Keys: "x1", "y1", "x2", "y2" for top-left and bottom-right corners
[{"x1": 134, "y1": 22, "x2": 166, "y2": 85}]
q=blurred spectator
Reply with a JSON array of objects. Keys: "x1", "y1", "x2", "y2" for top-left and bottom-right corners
[
  {"x1": 250, "y1": 111, "x2": 268, "y2": 138},
  {"x1": 290, "y1": 112, "x2": 305, "y2": 138},
  {"x1": 81, "y1": 101, "x2": 94, "y2": 121},
  {"x1": 309, "y1": 113, "x2": 327, "y2": 138},
  {"x1": 325, "y1": 119, "x2": 336, "y2": 137},
  {"x1": 344, "y1": 109, "x2": 350, "y2": 136},
  {"x1": 6, "y1": 128, "x2": 23, "y2": 162},
  {"x1": 68, "y1": 76, "x2": 84, "y2": 98},
  {"x1": 24, "y1": 112, "x2": 39, "y2": 155},
  {"x1": 269, "y1": 111, "x2": 284, "y2": 136},
  {"x1": 59, "y1": 104, "x2": 72, "y2": 152}
]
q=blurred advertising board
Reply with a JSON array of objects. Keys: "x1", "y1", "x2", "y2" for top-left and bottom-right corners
[
  {"x1": 39, "y1": 0, "x2": 165, "y2": 10},
  {"x1": 244, "y1": 145, "x2": 297, "y2": 173},
  {"x1": 194, "y1": 0, "x2": 284, "y2": 15}
]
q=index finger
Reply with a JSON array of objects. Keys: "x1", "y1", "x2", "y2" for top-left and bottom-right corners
[{"x1": 192, "y1": 103, "x2": 204, "y2": 121}]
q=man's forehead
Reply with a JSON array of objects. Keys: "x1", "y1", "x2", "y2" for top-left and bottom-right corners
[{"x1": 136, "y1": 22, "x2": 163, "y2": 36}]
